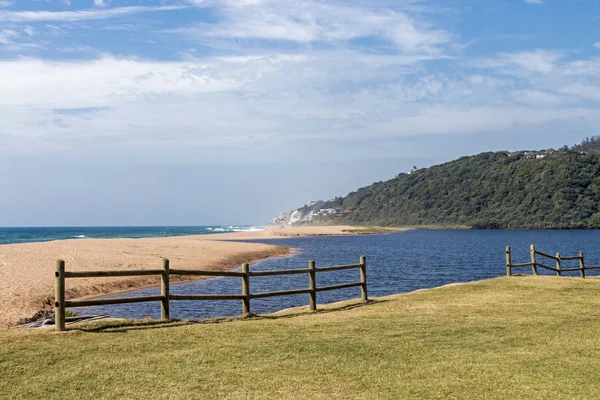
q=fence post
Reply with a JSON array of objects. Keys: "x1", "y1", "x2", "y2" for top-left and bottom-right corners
[
  {"x1": 55, "y1": 260, "x2": 66, "y2": 332},
  {"x1": 530, "y1": 245, "x2": 538, "y2": 276},
  {"x1": 555, "y1": 253, "x2": 562, "y2": 277},
  {"x1": 580, "y1": 252, "x2": 586, "y2": 279},
  {"x1": 360, "y1": 256, "x2": 368, "y2": 302},
  {"x1": 309, "y1": 260, "x2": 316, "y2": 311},
  {"x1": 505, "y1": 246, "x2": 512, "y2": 276},
  {"x1": 161, "y1": 258, "x2": 170, "y2": 320},
  {"x1": 242, "y1": 263, "x2": 250, "y2": 316}
]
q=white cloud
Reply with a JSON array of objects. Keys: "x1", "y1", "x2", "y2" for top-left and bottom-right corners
[
  {"x1": 176, "y1": 0, "x2": 451, "y2": 55},
  {"x1": 93, "y1": 0, "x2": 109, "y2": 8},
  {"x1": 561, "y1": 57, "x2": 600, "y2": 76},
  {"x1": 525, "y1": 0, "x2": 543, "y2": 4},
  {"x1": 504, "y1": 50, "x2": 562, "y2": 73},
  {"x1": 186, "y1": 0, "x2": 270, "y2": 6},
  {"x1": 0, "y1": 29, "x2": 18, "y2": 45},
  {"x1": 556, "y1": 83, "x2": 600, "y2": 101},
  {"x1": 23, "y1": 26, "x2": 34, "y2": 36},
  {"x1": 0, "y1": 25, "x2": 42, "y2": 51},
  {"x1": 0, "y1": 57, "x2": 239, "y2": 109},
  {"x1": 103, "y1": 24, "x2": 140, "y2": 31},
  {"x1": 1, "y1": 0, "x2": 600, "y2": 164},
  {"x1": 0, "y1": 0, "x2": 12, "y2": 8},
  {"x1": 0, "y1": 5, "x2": 185, "y2": 22},
  {"x1": 594, "y1": 42, "x2": 600, "y2": 49},
  {"x1": 2, "y1": 49, "x2": 600, "y2": 163},
  {"x1": 372, "y1": 106, "x2": 599, "y2": 139},
  {"x1": 511, "y1": 89, "x2": 576, "y2": 107},
  {"x1": 475, "y1": 50, "x2": 563, "y2": 74}
]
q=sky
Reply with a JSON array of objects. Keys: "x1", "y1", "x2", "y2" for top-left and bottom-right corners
[{"x1": 0, "y1": 0, "x2": 599, "y2": 226}]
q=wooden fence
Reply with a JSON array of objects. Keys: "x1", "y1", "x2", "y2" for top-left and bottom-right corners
[
  {"x1": 506, "y1": 245, "x2": 600, "y2": 278},
  {"x1": 54, "y1": 256, "x2": 368, "y2": 332}
]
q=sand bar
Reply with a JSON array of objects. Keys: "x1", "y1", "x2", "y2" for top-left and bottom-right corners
[
  {"x1": 196, "y1": 225, "x2": 399, "y2": 240},
  {"x1": 0, "y1": 226, "x2": 402, "y2": 327}
]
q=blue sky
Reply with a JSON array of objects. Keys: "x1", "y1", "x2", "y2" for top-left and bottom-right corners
[{"x1": 1, "y1": 0, "x2": 599, "y2": 226}]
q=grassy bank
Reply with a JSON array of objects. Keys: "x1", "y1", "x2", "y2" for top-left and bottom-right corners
[
  {"x1": 318, "y1": 223, "x2": 471, "y2": 232},
  {"x1": 344, "y1": 226, "x2": 402, "y2": 234},
  {"x1": 3, "y1": 276, "x2": 600, "y2": 399}
]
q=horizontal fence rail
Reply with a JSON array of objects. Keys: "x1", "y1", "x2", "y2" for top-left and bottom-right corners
[
  {"x1": 316, "y1": 282, "x2": 364, "y2": 292},
  {"x1": 505, "y1": 245, "x2": 599, "y2": 279},
  {"x1": 53, "y1": 256, "x2": 368, "y2": 331},
  {"x1": 169, "y1": 294, "x2": 245, "y2": 301},
  {"x1": 64, "y1": 270, "x2": 165, "y2": 278},
  {"x1": 169, "y1": 269, "x2": 246, "y2": 277},
  {"x1": 64, "y1": 296, "x2": 165, "y2": 308},
  {"x1": 249, "y1": 268, "x2": 311, "y2": 277}
]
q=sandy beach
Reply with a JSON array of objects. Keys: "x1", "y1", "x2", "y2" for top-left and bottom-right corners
[
  {"x1": 196, "y1": 225, "x2": 384, "y2": 240},
  {"x1": 0, "y1": 225, "x2": 397, "y2": 327}
]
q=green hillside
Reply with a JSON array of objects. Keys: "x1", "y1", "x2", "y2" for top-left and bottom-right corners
[{"x1": 321, "y1": 146, "x2": 600, "y2": 229}]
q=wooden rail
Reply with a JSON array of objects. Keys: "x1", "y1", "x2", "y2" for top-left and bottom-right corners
[
  {"x1": 506, "y1": 245, "x2": 589, "y2": 278},
  {"x1": 64, "y1": 270, "x2": 164, "y2": 278},
  {"x1": 65, "y1": 296, "x2": 165, "y2": 308},
  {"x1": 170, "y1": 294, "x2": 245, "y2": 301},
  {"x1": 54, "y1": 256, "x2": 368, "y2": 331},
  {"x1": 249, "y1": 268, "x2": 311, "y2": 277}
]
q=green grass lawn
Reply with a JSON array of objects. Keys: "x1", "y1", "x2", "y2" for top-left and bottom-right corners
[{"x1": 3, "y1": 276, "x2": 600, "y2": 399}]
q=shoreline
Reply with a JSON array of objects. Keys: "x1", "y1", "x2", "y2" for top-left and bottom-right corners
[
  {"x1": 65, "y1": 226, "x2": 409, "y2": 308},
  {"x1": 1, "y1": 225, "x2": 401, "y2": 327},
  {"x1": 68, "y1": 278, "x2": 503, "y2": 329},
  {"x1": 0, "y1": 225, "x2": 408, "y2": 247},
  {"x1": 73, "y1": 247, "x2": 300, "y2": 304}
]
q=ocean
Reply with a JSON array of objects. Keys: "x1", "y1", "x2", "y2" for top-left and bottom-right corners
[
  {"x1": 69, "y1": 229, "x2": 600, "y2": 321},
  {"x1": 0, "y1": 226, "x2": 260, "y2": 245}
]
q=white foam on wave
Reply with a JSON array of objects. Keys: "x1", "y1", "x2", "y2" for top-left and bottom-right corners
[
  {"x1": 73, "y1": 235, "x2": 86, "y2": 238},
  {"x1": 206, "y1": 226, "x2": 265, "y2": 233},
  {"x1": 232, "y1": 227, "x2": 264, "y2": 232}
]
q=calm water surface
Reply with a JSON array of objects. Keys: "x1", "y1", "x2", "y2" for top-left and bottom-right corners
[{"x1": 75, "y1": 230, "x2": 600, "y2": 320}]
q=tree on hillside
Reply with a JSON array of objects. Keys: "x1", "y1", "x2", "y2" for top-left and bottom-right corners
[{"x1": 571, "y1": 136, "x2": 600, "y2": 153}]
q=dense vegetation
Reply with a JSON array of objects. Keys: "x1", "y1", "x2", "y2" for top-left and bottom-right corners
[
  {"x1": 319, "y1": 143, "x2": 600, "y2": 229},
  {"x1": 565, "y1": 135, "x2": 600, "y2": 153}
]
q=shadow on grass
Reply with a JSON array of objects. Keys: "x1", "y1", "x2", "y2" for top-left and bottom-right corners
[
  {"x1": 252, "y1": 298, "x2": 387, "y2": 321},
  {"x1": 72, "y1": 299, "x2": 388, "y2": 333}
]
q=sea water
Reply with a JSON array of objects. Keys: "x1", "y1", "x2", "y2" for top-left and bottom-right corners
[{"x1": 0, "y1": 225, "x2": 260, "y2": 245}]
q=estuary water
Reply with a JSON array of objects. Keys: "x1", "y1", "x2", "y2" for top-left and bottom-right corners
[{"x1": 74, "y1": 230, "x2": 600, "y2": 320}]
